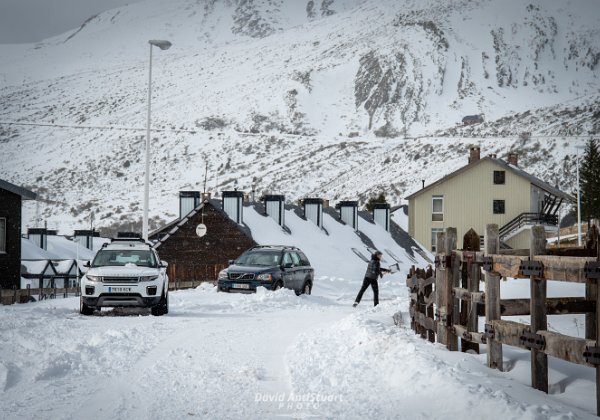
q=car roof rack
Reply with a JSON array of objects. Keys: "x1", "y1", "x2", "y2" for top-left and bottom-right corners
[
  {"x1": 251, "y1": 245, "x2": 299, "y2": 250},
  {"x1": 104, "y1": 237, "x2": 152, "y2": 247}
]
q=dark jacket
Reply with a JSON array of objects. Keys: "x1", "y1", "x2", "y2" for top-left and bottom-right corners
[{"x1": 364, "y1": 255, "x2": 383, "y2": 280}]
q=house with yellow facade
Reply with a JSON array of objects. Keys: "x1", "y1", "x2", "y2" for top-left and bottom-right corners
[{"x1": 405, "y1": 147, "x2": 574, "y2": 251}]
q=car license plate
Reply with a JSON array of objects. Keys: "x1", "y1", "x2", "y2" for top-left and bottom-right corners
[
  {"x1": 107, "y1": 287, "x2": 132, "y2": 293},
  {"x1": 232, "y1": 283, "x2": 250, "y2": 289}
]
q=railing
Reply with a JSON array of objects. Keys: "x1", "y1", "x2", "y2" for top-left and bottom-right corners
[
  {"x1": 407, "y1": 224, "x2": 600, "y2": 416},
  {"x1": 1, "y1": 279, "x2": 215, "y2": 305},
  {"x1": 499, "y1": 212, "x2": 559, "y2": 240}
]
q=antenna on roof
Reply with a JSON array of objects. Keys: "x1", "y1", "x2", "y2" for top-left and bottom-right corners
[{"x1": 203, "y1": 160, "x2": 208, "y2": 194}]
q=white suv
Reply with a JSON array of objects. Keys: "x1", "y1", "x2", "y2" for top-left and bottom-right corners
[{"x1": 80, "y1": 238, "x2": 169, "y2": 316}]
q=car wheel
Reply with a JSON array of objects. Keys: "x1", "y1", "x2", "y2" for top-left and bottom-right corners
[
  {"x1": 274, "y1": 282, "x2": 283, "y2": 291},
  {"x1": 80, "y1": 297, "x2": 94, "y2": 315},
  {"x1": 152, "y1": 291, "x2": 168, "y2": 316},
  {"x1": 302, "y1": 282, "x2": 312, "y2": 295}
]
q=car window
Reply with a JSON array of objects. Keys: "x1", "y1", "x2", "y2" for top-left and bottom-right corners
[
  {"x1": 300, "y1": 253, "x2": 311, "y2": 266},
  {"x1": 237, "y1": 250, "x2": 281, "y2": 266},
  {"x1": 282, "y1": 252, "x2": 293, "y2": 266},
  {"x1": 92, "y1": 249, "x2": 157, "y2": 268},
  {"x1": 290, "y1": 252, "x2": 302, "y2": 266}
]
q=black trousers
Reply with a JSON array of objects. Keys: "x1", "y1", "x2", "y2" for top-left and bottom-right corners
[{"x1": 355, "y1": 276, "x2": 379, "y2": 306}]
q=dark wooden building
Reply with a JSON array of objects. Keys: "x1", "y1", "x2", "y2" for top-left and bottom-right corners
[
  {"x1": 0, "y1": 179, "x2": 37, "y2": 289},
  {"x1": 150, "y1": 193, "x2": 256, "y2": 282}
]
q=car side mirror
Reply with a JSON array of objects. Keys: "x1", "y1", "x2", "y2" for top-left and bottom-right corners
[
  {"x1": 283, "y1": 262, "x2": 294, "y2": 269},
  {"x1": 228, "y1": 259, "x2": 235, "y2": 266},
  {"x1": 83, "y1": 261, "x2": 91, "y2": 268},
  {"x1": 160, "y1": 260, "x2": 168, "y2": 268}
]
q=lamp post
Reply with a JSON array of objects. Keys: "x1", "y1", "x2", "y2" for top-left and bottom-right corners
[
  {"x1": 576, "y1": 152, "x2": 582, "y2": 246},
  {"x1": 143, "y1": 39, "x2": 172, "y2": 241}
]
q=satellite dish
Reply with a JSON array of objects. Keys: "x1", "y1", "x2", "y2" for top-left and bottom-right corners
[{"x1": 195, "y1": 223, "x2": 207, "y2": 237}]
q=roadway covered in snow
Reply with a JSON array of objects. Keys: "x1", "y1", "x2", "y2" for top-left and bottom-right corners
[
  {"x1": 0, "y1": 275, "x2": 597, "y2": 419},
  {"x1": 2, "y1": 204, "x2": 598, "y2": 419}
]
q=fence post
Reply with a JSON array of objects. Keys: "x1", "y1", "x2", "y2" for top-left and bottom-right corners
[
  {"x1": 436, "y1": 231, "x2": 447, "y2": 346},
  {"x1": 425, "y1": 265, "x2": 435, "y2": 343},
  {"x1": 485, "y1": 223, "x2": 503, "y2": 370},
  {"x1": 586, "y1": 226, "x2": 598, "y2": 341},
  {"x1": 530, "y1": 225, "x2": 548, "y2": 393},
  {"x1": 445, "y1": 228, "x2": 458, "y2": 351},
  {"x1": 418, "y1": 269, "x2": 427, "y2": 339},
  {"x1": 596, "y1": 266, "x2": 600, "y2": 416},
  {"x1": 408, "y1": 266, "x2": 416, "y2": 333},
  {"x1": 595, "y1": 229, "x2": 600, "y2": 416},
  {"x1": 463, "y1": 228, "x2": 481, "y2": 354}
]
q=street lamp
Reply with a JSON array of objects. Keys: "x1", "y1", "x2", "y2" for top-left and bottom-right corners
[
  {"x1": 143, "y1": 39, "x2": 172, "y2": 241},
  {"x1": 575, "y1": 145, "x2": 585, "y2": 247}
]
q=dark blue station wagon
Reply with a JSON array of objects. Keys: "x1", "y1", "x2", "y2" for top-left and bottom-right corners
[{"x1": 217, "y1": 245, "x2": 314, "y2": 295}]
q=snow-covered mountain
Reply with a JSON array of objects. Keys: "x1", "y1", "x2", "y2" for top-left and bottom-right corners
[{"x1": 0, "y1": 0, "x2": 598, "y2": 233}]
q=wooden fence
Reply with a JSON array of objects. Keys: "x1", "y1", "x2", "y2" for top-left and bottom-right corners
[
  {"x1": 407, "y1": 224, "x2": 600, "y2": 415},
  {"x1": 1, "y1": 279, "x2": 213, "y2": 305}
]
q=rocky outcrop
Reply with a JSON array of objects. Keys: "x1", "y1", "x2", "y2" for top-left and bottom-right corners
[{"x1": 232, "y1": 0, "x2": 280, "y2": 38}]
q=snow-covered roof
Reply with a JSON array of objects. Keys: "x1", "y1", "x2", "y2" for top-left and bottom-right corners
[
  {"x1": 21, "y1": 260, "x2": 55, "y2": 276},
  {"x1": 152, "y1": 199, "x2": 254, "y2": 248},
  {"x1": 47, "y1": 235, "x2": 96, "y2": 260},
  {"x1": 0, "y1": 179, "x2": 36, "y2": 199},
  {"x1": 151, "y1": 195, "x2": 429, "y2": 277},
  {"x1": 52, "y1": 260, "x2": 77, "y2": 275},
  {"x1": 21, "y1": 237, "x2": 60, "y2": 260}
]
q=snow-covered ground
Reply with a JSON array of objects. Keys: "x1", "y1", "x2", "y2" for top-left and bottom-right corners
[{"x1": 1, "y1": 270, "x2": 597, "y2": 419}]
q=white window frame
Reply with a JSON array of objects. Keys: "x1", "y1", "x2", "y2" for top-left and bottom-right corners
[
  {"x1": 432, "y1": 195, "x2": 444, "y2": 222},
  {"x1": 0, "y1": 218, "x2": 6, "y2": 253},
  {"x1": 431, "y1": 228, "x2": 444, "y2": 253}
]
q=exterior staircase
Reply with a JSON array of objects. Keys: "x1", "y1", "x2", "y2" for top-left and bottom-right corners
[{"x1": 499, "y1": 212, "x2": 559, "y2": 245}]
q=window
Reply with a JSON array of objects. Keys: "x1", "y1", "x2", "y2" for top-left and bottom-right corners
[
  {"x1": 290, "y1": 252, "x2": 302, "y2": 266},
  {"x1": 92, "y1": 249, "x2": 158, "y2": 268},
  {"x1": 282, "y1": 253, "x2": 293, "y2": 266},
  {"x1": 493, "y1": 171, "x2": 506, "y2": 185},
  {"x1": 298, "y1": 252, "x2": 311, "y2": 266},
  {"x1": 493, "y1": 200, "x2": 505, "y2": 214},
  {"x1": 431, "y1": 228, "x2": 444, "y2": 253},
  {"x1": 432, "y1": 195, "x2": 444, "y2": 221},
  {"x1": 0, "y1": 218, "x2": 5, "y2": 253}
]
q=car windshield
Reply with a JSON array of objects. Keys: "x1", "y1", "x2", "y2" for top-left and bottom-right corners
[
  {"x1": 235, "y1": 250, "x2": 281, "y2": 267},
  {"x1": 92, "y1": 249, "x2": 158, "y2": 268}
]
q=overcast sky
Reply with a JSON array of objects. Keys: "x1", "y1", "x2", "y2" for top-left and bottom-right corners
[{"x1": 0, "y1": 0, "x2": 139, "y2": 44}]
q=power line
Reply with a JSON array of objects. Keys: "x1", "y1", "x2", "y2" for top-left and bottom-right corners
[
  {"x1": 1, "y1": 120, "x2": 597, "y2": 139},
  {"x1": 0, "y1": 120, "x2": 198, "y2": 134}
]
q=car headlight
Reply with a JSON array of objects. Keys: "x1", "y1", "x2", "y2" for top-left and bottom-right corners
[
  {"x1": 139, "y1": 275, "x2": 159, "y2": 282},
  {"x1": 86, "y1": 275, "x2": 102, "y2": 282},
  {"x1": 218, "y1": 269, "x2": 228, "y2": 280},
  {"x1": 256, "y1": 273, "x2": 272, "y2": 282}
]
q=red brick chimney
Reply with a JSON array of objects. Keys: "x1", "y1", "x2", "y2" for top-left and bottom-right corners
[
  {"x1": 468, "y1": 146, "x2": 481, "y2": 163},
  {"x1": 507, "y1": 153, "x2": 518, "y2": 166}
]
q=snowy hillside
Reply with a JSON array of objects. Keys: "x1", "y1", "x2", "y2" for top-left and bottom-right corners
[{"x1": 0, "y1": 0, "x2": 599, "y2": 232}]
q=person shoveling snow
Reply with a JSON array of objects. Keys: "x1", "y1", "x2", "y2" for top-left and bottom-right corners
[{"x1": 353, "y1": 251, "x2": 391, "y2": 307}]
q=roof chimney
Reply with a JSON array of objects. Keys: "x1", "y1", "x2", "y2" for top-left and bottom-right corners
[
  {"x1": 469, "y1": 146, "x2": 480, "y2": 163},
  {"x1": 507, "y1": 153, "x2": 518, "y2": 166}
]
